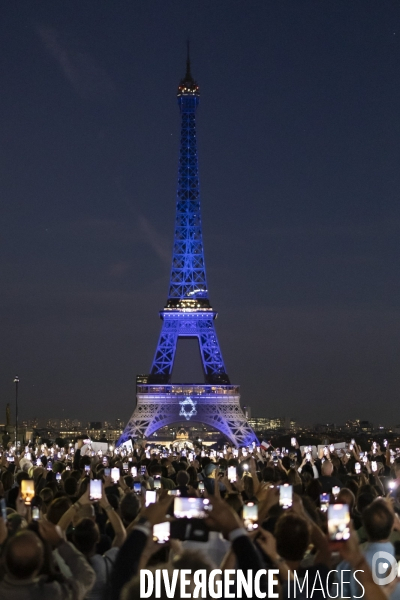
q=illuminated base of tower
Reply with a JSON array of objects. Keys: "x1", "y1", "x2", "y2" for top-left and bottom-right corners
[{"x1": 117, "y1": 383, "x2": 258, "y2": 448}]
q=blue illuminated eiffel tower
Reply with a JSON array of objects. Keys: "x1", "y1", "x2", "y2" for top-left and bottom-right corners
[{"x1": 118, "y1": 51, "x2": 257, "y2": 447}]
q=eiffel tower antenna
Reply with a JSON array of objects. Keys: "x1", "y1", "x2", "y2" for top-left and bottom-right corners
[
  {"x1": 186, "y1": 39, "x2": 191, "y2": 79},
  {"x1": 118, "y1": 51, "x2": 257, "y2": 447}
]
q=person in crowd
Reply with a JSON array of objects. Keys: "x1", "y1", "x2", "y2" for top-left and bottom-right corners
[{"x1": 0, "y1": 436, "x2": 400, "y2": 600}]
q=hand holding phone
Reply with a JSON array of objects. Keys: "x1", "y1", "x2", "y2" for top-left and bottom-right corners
[
  {"x1": 327, "y1": 504, "x2": 350, "y2": 542},
  {"x1": 20, "y1": 480, "x2": 35, "y2": 505},
  {"x1": 243, "y1": 502, "x2": 258, "y2": 531},
  {"x1": 89, "y1": 479, "x2": 102, "y2": 501}
]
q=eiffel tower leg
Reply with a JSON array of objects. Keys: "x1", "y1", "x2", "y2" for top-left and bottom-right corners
[{"x1": 118, "y1": 388, "x2": 258, "y2": 447}]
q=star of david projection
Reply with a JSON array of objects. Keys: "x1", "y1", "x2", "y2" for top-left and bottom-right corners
[{"x1": 179, "y1": 397, "x2": 197, "y2": 421}]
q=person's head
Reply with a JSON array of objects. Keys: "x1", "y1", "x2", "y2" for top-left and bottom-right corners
[
  {"x1": 175, "y1": 462, "x2": 188, "y2": 474},
  {"x1": 337, "y1": 488, "x2": 356, "y2": 514},
  {"x1": 72, "y1": 518, "x2": 100, "y2": 556},
  {"x1": 321, "y1": 460, "x2": 333, "y2": 476},
  {"x1": 149, "y1": 464, "x2": 162, "y2": 477},
  {"x1": 176, "y1": 470, "x2": 190, "y2": 487},
  {"x1": 46, "y1": 496, "x2": 72, "y2": 525},
  {"x1": 186, "y1": 466, "x2": 198, "y2": 483},
  {"x1": 64, "y1": 477, "x2": 78, "y2": 497},
  {"x1": 345, "y1": 478, "x2": 359, "y2": 498},
  {"x1": 203, "y1": 463, "x2": 217, "y2": 478},
  {"x1": 305, "y1": 478, "x2": 322, "y2": 503},
  {"x1": 261, "y1": 467, "x2": 276, "y2": 483},
  {"x1": 4, "y1": 530, "x2": 44, "y2": 579},
  {"x1": 356, "y1": 492, "x2": 376, "y2": 516},
  {"x1": 1, "y1": 469, "x2": 13, "y2": 492},
  {"x1": 274, "y1": 513, "x2": 310, "y2": 562},
  {"x1": 120, "y1": 492, "x2": 140, "y2": 526},
  {"x1": 362, "y1": 499, "x2": 394, "y2": 542}
]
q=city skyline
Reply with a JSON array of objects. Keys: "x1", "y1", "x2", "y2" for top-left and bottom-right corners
[{"x1": 1, "y1": 2, "x2": 400, "y2": 426}]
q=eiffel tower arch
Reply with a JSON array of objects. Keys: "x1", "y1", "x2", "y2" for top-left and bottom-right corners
[{"x1": 118, "y1": 49, "x2": 257, "y2": 448}]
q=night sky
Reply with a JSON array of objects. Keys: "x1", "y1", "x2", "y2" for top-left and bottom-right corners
[{"x1": 1, "y1": 2, "x2": 400, "y2": 427}]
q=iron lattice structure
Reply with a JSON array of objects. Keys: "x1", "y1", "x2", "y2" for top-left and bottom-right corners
[{"x1": 118, "y1": 54, "x2": 257, "y2": 447}]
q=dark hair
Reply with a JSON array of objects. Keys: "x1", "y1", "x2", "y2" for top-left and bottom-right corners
[
  {"x1": 73, "y1": 518, "x2": 99, "y2": 555},
  {"x1": 149, "y1": 464, "x2": 162, "y2": 476},
  {"x1": 261, "y1": 467, "x2": 276, "y2": 483},
  {"x1": 1, "y1": 470, "x2": 13, "y2": 492},
  {"x1": 356, "y1": 492, "x2": 376, "y2": 515},
  {"x1": 46, "y1": 496, "x2": 72, "y2": 525},
  {"x1": 176, "y1": 471, "x2": 190, "y2": 487},
  {"x1": 64, "y1": 477, "x2": 78, "y2": 496},
  {"x1": 275, "y1": 513, "x2": 310, "y2": 561},
  {"x1": 362, "y1": 499, "x2": 394, "y2": 542},
  {"x1": 5, "y1": 531, "x2": 44, "y2": 579},
  {"x1": 120, "y1": 492, "x2": 140, "y2": 525},
  {"x1": 186, "y1": 466, "x2": 198, "y2": 484}
]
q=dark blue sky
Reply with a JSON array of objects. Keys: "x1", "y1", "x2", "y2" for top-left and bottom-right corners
[{"x1": 1, "y1": 1, "x2": 400, "y2": 426}]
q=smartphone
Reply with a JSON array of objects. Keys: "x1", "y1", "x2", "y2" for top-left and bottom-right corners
[
  {"x1": 173, "y1": 497, "x2": 210, "y2": 519},
  {"x1": 0, "y1": 498, "x2": 7, "y2": 521},
  {"x1": 140, "y1": 466, "x2": 146, "y2": 475},
  {"x1": 320, "y1": 493, "x2": 330, "y2": 512},
  {"x1": 363, "y1": 455, "x2": 368, "y2": 464},
  {"x1": 56, "y1": 473, "x2": 62, "y2": 482},
  {"x1": 279, "y1": 484, "x2": 293, "y2": 509},
  {"x1": 32, "y1": 506, "x2": 40, "y2": 520},
  {"x1": 154, "y1": 479, "x2": 161, "y2": 490},
  {"x1": 372, "y1": 461, "x2": 377, "y2": 472},
  {"x1": 145, "y1": 490, "x2": 157, "y2": 507},
  {"x1": 227, "y1": 466, "x2": 237, "y2": 482},
  {"x1": 111, "y1": 467, "x2": 120, "y2": 483},
  {"x1": 168, "y1": 489, "x2": 181, "y2": 496},
  {"x1": 243, "y1": 502, "x2": 258, "y2": 531},
  {"x1": 104, "y1": 468, "x2": 111, "y2": 477},
  {"x1": 355, "y1": 463, "x2": 361, "y2": 474},
  {"x1": 36, "y1": 458, "x2": 42, "y2": 466},
  {"x1": 20, "y1": 480, "x2": 35, "y2": 505},
  {"x1": 102, "y1": 457, "x2": 108, "y2": 465},
  {"x1": 89, "y1": 479, "x2": 102, "y2": 501},
  {"x1": 306, "y1": 453, "x2": 311, "y2": 462},
  {"x1": 329, "y1": 444, "x2": 335, "y2": 453},
  {"x1": 25, "y1": 452, "x2": 32, "y2": 461},
  {"x1": 153, "y1": 521, "x2": 170, "y2": 544},
  {"x1": 84, "y1": 465, "x2": 90, "y2": 473},
  {"x1": 134, "y1": 482, "x2": 142, "y2": 494},
  {"x1": 123, "y1": 463, "x2": 129, "y2": 472},
  {"x1": 327, "y1": 504, "x2": 350, "y2": 542},
  {"x1": 131, "y1": 466, "x2": 137, "y2": 477},
  {"x1": 332, "y1": 486, "x2": 340, "y2": 497}
]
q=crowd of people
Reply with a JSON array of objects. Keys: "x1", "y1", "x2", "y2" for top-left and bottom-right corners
[{"x1": 0, "y1": 435, "x2": 400, "y2": 598}]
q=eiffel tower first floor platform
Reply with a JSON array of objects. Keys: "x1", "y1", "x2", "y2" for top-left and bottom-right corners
[{"x1": 117, "y1": 383, "x2": 258, "y2": 448}]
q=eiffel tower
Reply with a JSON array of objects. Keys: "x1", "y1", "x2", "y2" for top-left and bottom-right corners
[{"x1": 118, "y1": 50, "x2": 258, "y2": 447}]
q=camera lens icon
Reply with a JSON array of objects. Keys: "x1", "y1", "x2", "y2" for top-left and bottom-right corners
[{"x1": 371, "y1": 551, "x2": 398, "y2": 585}]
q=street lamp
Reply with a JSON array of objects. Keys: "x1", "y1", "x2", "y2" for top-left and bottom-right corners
[{"x1": 13, "y1": 376, "x2": 19, "y2": 447}]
